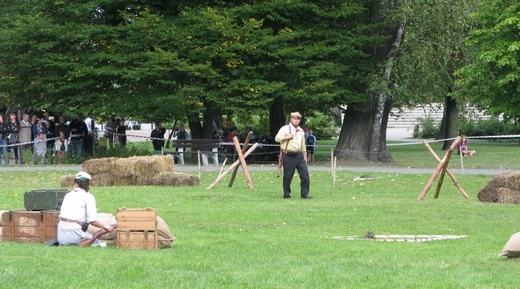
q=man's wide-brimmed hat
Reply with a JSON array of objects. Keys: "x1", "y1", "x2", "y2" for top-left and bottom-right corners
[{"x1": 290, "y1": 112, "x2": 302, "y2": 119}]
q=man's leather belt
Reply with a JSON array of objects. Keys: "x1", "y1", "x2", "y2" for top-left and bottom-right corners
[
  {"x1": 286, "y1": 151, "x2": 302, "y2": 158},
  {"x1": 60, "y1": 217, "x2": 81, "y2": 225}
]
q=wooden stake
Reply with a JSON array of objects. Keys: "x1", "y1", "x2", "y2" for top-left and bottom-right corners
[
  {"x1": 331, "y1": 148, "x2": 334, "y2": 177},
  {"x1": 218, "y1": 157, "x2": 228, "y2": 178},
  {"x1": 232, "y1": 136, "x2": 254, "y2": 189},
  {"x1": 423, "y1": 141, "x2": 470, "y2": 199},
  {"x1": 417, "y1": 136, "x2": 461, "y2": 200},
  {"x1": 228, "y1": 132, "x2": 252, "y2": 187},
  {"x1": 197, "y1": 150, "x2": 201, "y2": 180},
  {"x1": 207, "y1": 143, "x2": 259, "y2": 189},
  {"x1": 333, "y1": 156, "x2": 337, "y2": 188}
]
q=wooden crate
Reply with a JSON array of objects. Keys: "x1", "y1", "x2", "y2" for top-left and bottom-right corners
[
  {"x1": 116, "y1": 207, "x2": 157, "y2": 231},
  {"x1": 24, "y1": 189, "x2": 68, "y2": 211},
  {"x1": 1, "y1": 210, "x2": 59, "y2": 242},
  {"x1": 116, "y1": 230, "x2": 158, "y2": 249}
]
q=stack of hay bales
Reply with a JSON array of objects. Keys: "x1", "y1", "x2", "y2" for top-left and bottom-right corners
[
  {"x1": 61, "y1": 155, "x2": 200, "y2": 187},
  {"x1": 478, "y1": 172, "x2": 520, "y2": 204}
]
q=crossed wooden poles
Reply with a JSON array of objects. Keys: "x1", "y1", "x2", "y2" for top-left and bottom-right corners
[
  {"x1": 207, "y1": 133, "x2": 257, "y2": 190},
  {"x1": 417, "y1": 136, "x2": 470, "y2": 200}
]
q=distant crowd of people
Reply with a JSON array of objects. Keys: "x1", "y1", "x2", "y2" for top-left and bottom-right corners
[{"x1": 0, "y1": 111, "x2": 110, "y2": 164}]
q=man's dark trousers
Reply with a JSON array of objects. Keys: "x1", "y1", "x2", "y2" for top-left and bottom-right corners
[{"x1": 283, "y1": 152, "x2": 310, "y2": 198}]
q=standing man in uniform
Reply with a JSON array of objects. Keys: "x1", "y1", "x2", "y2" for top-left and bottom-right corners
[{"x1": 275, "y1": 112, "x2": 312, "y2": 199}]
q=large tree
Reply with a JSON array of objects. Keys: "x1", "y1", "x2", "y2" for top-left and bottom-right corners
[
  {"x1": 393, "y1": 0, "x2": 479, "y2": 149},
  {"x1": 456, "y1": 0, "x2": 520, "y2": 120}
]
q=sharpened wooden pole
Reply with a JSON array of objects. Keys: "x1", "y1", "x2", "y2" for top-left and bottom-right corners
[
  {"x1": 433, "y1": 138, "x2": 460, "y2": 198},
  {"x1": 232, "y1": 136, "x2": 254, "y2": 189},
  {"x1": 228, "y1": 132, "x2": 252, "y2": 187},
  {"x1": 423, "y1": 141, "x2": 470, "y2": 199},
  {"x1": 417, "y1": 136, "x2": 461, "y2": 200},
  {"x1": 207, "y1": 143, "x2": 259, "y2": 189}
]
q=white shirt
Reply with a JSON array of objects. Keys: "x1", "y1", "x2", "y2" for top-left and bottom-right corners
[
  {"x1": 85, "y1": 117, "x2": 93, "y2": 133},
  {"x1": 59, "y1": 187, "x2": 98, "y2": 223}
]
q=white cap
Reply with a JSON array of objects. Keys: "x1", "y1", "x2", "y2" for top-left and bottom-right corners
[{"x1": 75, "y1": 171, "x2": 92, "y2": 181}]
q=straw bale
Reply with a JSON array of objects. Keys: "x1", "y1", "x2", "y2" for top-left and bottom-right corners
[
  {"x1": 152, "y1": 172, "x2": 200, "y2": 186},
  {"x1": 91, "y1": 173, "x2": 115, "y2": 187},
  {"x1": 496, "y1": 188, "x2": 520, "y2": 204},
  {"x1": 112, "y1": 155, "x2": 174, "y2": 180},
  {"x1": 82, "y1": 157, "x2": 118, "y2": 174},
  {"x1": 60, "y1": 174, "x2": 75, "y2": 188},
  {"x1": 157, "y1": 216, "x2": 176, "y2": 248},
  {"x1": 113, "y1": 176, "x2": 135, "y2": 186},
  {"x1": 478, "y1": 172, "x2": 520, "y2": 203},
  {"x1": 87, "y1": 213, "x2": 117, "y2": 240}
]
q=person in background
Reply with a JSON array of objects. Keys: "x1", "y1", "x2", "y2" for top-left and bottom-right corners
[
  {"x1": 33, "y1": 132, "x2": 47, "y2": 164},
  {"x1": 115, "y1": 119, "x2": 127, "y2": 146},
  {"x1": 55, "y1": 116, "x2": 70, "y2": 139},
  {"x1": 150, "y1": 123, "x2": 166, "y2": 154},
  {"x1": 58, "y1": 171, "x2": 114, "y2": 247},
  {"x1": 68, "y1": 113, "x2": 88, "y2": 160},
  {"x1": 0, "y1": 114, "x2": 8, "y2": 164},
  {"x1": 18, "y1": 113, "x2": 32, "y2": 164},
  {"x1": 459, "y1": 135, "x2": 476, "y2": 156},
  {"x1": 275, "y1": 112, "x2": 312, "y2": 199},
  {"x1": 306, "y1": 129, "x2": 316, "y2": 164},
  {"x1": 54, "y1": 130, "x2": 68, "y2": 162},
  {"x1": 8, "y1": 112, "x2": 20, "y2": 164},
  {"x1": 44, "y1": 113, "x2": 56, "y2": 153},
  {"x1": 222, "y1": 112, "x2": 237, "y2": 136}
]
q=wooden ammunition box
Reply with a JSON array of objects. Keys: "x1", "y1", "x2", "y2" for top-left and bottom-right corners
[
  {"x1": 116, "y1": 207, "x2": 157, "y2": 231},
  {"x1": 1, "y1": 210, "x2": 59, "y2": 242},
  {"x1": 116, "y1": 230, "x2": 158, "y2": 249},
  {"x1": 24, "y1": 189, "x2": 68, "y2": 211}
]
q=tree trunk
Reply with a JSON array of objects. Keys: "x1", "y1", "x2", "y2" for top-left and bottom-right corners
[
  {"x1": 336, "y1": 10, "x2": 404, "y2": 163},
  {"x1": 188, "y1": 101, "x2": 214, "y2": 139},
  {"x1": 437, "y1": 95, "x2": 459, "y2": 150},
  {"x1": 269, "y1": 96, "x2": 286, "y2": 140}
]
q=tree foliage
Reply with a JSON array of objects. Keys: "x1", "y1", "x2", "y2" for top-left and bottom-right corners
[
  {"x1": 0, "y1": 0, "x2": 379, "y2": 137},
  {"x1": 456, "y1": 0, "x2": 520, "y2": 119}
]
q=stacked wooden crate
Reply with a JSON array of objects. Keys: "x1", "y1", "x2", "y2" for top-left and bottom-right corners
[
  {"x1": 116, "y1": 207, "x2": 158, "y2": 249},
  {"x1": 1, "y1": 210, "x2": 59, "y2": 242}
]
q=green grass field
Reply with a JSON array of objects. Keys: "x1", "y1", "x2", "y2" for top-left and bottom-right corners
[{"x1": 1, "y1": 139, "x2": 520, "y2": 288}]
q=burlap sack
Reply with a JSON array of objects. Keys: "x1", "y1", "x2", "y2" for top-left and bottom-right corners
[
  {"x1": 157, "y1": 216, "x2": 176, "y2": 248},
  {"x1": 499, "y1": 232, "x2": 520, "y2": 258},
  {"x1": 87, "y1": 213, "x2": 117, "y2": 240}
]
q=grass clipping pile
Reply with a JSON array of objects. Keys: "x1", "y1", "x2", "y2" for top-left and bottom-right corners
[
  {"x1": 478, "y1": 172, "x2": 520, "y2": 204},
  {"x1": 61, "y1": 156, "x2": 200, "y2": 187}
]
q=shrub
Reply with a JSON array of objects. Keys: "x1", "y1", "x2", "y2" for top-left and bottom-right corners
[{"x1": 416, "y1": 117, "x2": 439, "y2": 139}]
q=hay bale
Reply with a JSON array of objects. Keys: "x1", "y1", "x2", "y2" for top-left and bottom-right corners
[
  {"x1": 113, "y1": 155, "x2": 174, "y2": 180},
  {"x1": 478, "y1": 172, "x2": 520, "y2": 203},
  {"x1": 60, "y1": 174, "x2": 75, "y2": 188},
  {"x1": 91, "y1": 173, "x2": 115, "y2": 187},
  {"x1": 157, "y1": 216, "x2": 176, "y2": 248},
  {"x1": 152, "y1": 172, "x2": 200, "y2": 186},
  {"x1": 82, "y1": 157, "x2": 119, "y2": 174},
  {"x1": 497, "y1": 188, "x2": 520, "y2": 204},
  {"x1": 113, "y1": 176, "x2": 135, "y2": 186}
]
